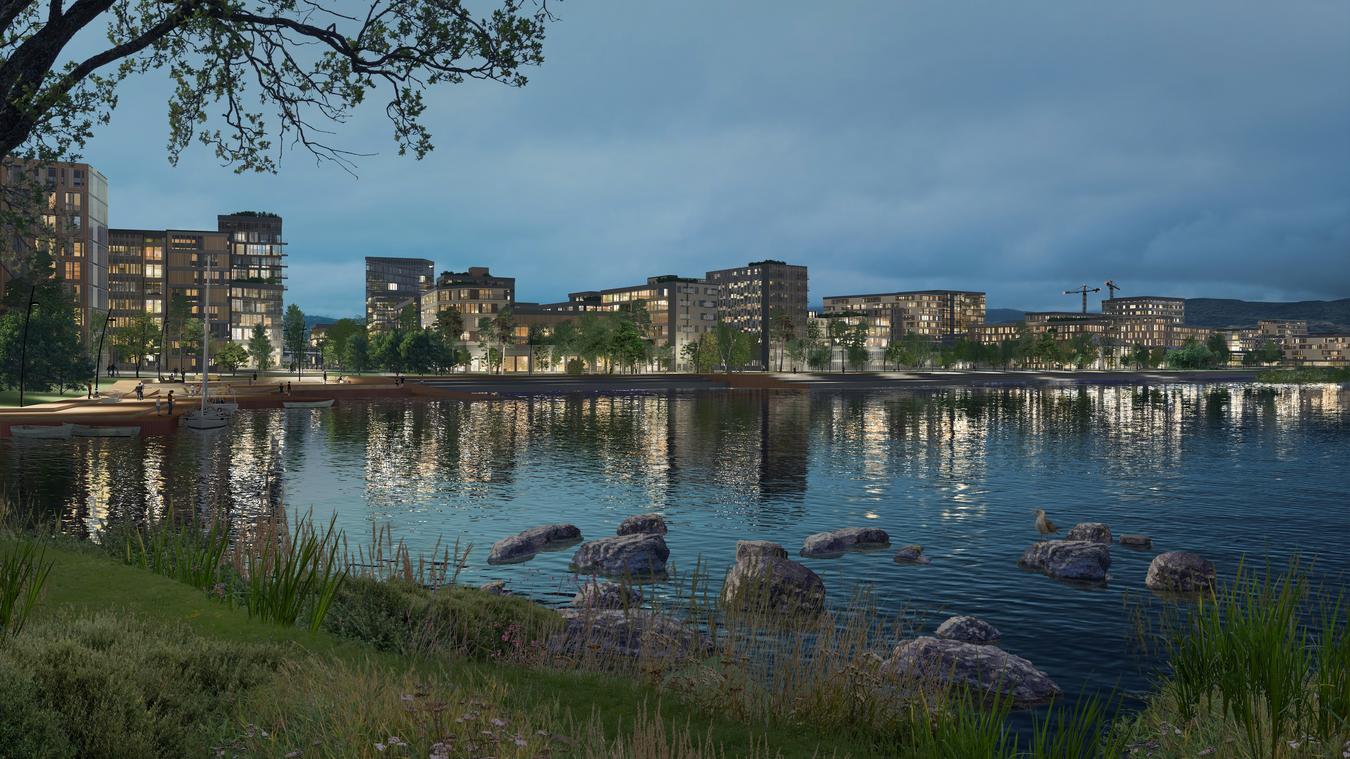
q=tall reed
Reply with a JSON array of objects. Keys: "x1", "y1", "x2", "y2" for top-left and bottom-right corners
[
  {"x1": 232, "y1": 512, "x2": 347, "y2": 633},
  {"x1": 0, "y1": 538, "x2": 53, "y2": 637},
  {"x1": 121, "y1": 513, "x2": 230, "y2": 591}
]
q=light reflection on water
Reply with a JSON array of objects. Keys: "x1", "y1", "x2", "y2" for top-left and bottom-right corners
[{"x1": 3, "y1": 383, "x2": 1348, "y2": 707}]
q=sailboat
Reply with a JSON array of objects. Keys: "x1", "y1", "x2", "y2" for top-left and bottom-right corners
[{"x1": 184, "y1": 252, "x2": 229, "y2": 431}]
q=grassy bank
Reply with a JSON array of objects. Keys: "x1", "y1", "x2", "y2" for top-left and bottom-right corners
[
  {"x1": 1257, "y1": 367, "x2": 1350, "y2": 384},
  {"x1": 4, "y1": 517, "x2": 1349, "y2": 757},
  {"x1": 0, "y1": 389, "x2": 75, "y2": 407}
]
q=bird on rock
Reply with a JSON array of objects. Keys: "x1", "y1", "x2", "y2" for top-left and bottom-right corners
[{"x1": 1033, "y1": 509, "x2": 1059, "y2": 536}]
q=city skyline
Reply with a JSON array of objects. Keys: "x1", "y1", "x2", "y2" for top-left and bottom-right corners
[{"x1": 69, "y1": 0, "x2": 1350, "y2": 316}]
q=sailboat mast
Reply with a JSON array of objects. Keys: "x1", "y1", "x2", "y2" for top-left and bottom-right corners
[{"x1": 201, "y1": 251, "x2": 210, "y2": 412}]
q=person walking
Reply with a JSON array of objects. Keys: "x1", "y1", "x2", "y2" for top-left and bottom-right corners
[
  {"x1": 322, "y1": 370, "x2": 327, "y2": 384},
  {"x1": 166, "y1": 390, "x2": 175, "y2": 415},
  {"x1": 287, "y1": 381, "x2": 292, "y2": 394},
  {"x1": 155, "y1": 398, "x2": 162, "y2": 415},
  {"x1": 135, "y1": 382, "x2": 144, "y2": 401}
]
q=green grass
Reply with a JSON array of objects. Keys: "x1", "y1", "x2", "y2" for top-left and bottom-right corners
[
  {"x1": 12, "y1": 540, "x2": 880, "y2": 758},
  {"x1": 0, "y1": 388, "x2": 77, "y2": 407}
]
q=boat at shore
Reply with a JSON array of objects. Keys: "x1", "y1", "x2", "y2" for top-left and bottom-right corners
[
  {"x1": 283, "y1": 399, "x2": 336, "y2": 409},
  {"x1": 72, "y1": 424, "x2": 140, "y2": 438},
  {"x1": 9, "y1": 423, "x2": 74, "y2": 440}
]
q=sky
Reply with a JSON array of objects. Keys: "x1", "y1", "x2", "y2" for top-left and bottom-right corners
[{"x1": 76, "y1": 0, "x2": 1350, "y2": 317}]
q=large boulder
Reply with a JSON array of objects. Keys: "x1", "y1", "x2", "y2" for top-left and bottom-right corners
[
  {"x1": 935, "y1": 615, "x2": 1001, "y2": 644},
  {"x1": 1145, "y1": 551, "x2": 1216, "y2": 593},
  {"x1": 617, "y1": 513, "x2": 668, "y2": 536},
  {"x1": 487, "y1": 523, "x2": 582, "y2": 565},
  {"x1": 570, "y1": 534, "x2": 669, "y2": 577},
  {"x1": 722, "y1": 555, "x2": 826, "y2": 615},
  {"x1": 1065, "y1": 522, "x2": 1113, "y2": 544},
  {"x1": 736, "y1": 540, "x2": 789, "y2": 561},
  {"x1": 573, "y1": 580, "x2": 642, "y2": 609},
  {"x1": 893, "y1": 544, "x2": 931, "y2": 565},
  {"x1": 800, "y1": 527, "x2": 891, "y2": 558},
  {"x1": 549, "y1": 608, "x2": 712, "y2": 660},
  {"x1": 1019, "y1": 540, "x2": 1111, "y2": 582},
  {"x1": 883, "y1": 636, "x2": 1061, "y2": 707}
]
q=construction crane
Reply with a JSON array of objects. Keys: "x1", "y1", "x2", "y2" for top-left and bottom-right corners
[
  {"x1": 1105, "y1": 280, "x2": 1120, "y2": 299},
  {"x1": 1064, "y1": 284, "x2": 1100, "y2": 314}
]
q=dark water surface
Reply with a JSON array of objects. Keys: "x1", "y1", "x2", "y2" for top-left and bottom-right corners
[{"x1": 4, "y1": 383, "x2": 1348, "y2": 710}]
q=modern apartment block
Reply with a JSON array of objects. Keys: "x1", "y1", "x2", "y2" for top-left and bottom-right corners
[
  {"x1": 0, "y1": 160, "x2": 110, "y2": 344},
  {"x1": 1285, "y1": 334, "x2": 1349, "y2": 367},
  {"x1": 108, "y1": 213, "x2": 287, "y2": 370},
  {"x1": 705, "y1": 260, "x2": 809, "y2": 369},
  {"x1": 365, "y1": 257, "x2": 434, "y2": 334},
  {"x1": 418, "y1": 267, "x2": 515, "y2": 342},
  {"x1": 821, "y1": 290, "x2": 986, "y2": 344},
  {"x1": 1220, "y1": 320, "x2": 1309, "y2": 363},
  {"x1": 220, "y1": 212, "x2": 285, "y2": 350},
  {"x1": 1102, "y1": 296, "x2": 1184, "y2": 324},
  {"x1": 551, "y1": 275, "x2": 721, "y2": 370}
]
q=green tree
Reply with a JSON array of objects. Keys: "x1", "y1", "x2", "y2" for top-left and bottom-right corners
[
  {"x1": 768, "y1": 307, "x2": 796, "y2": 372},
  {"x1": 550, "y1": 321, "x2": 578, "y2": 371},
  {"x1": 215, "y1": 341, "x2": 249, "y2": 374},
  {"x1": 321, "y1": 318, "x2": 361, "y2": 371},
  {"x1": 1068, "y1": 334, "x2": 1099, "y2": 370},
  {"x1": 399, "y1": 328, "x2": 436, "y2": 374},
  {"x1": 112, "y1": 313, "x2": 160, "y2": 378},
  {"x1": 282, "y1": 304, "x2": 307, "y2": 378},
  {"x1": 1206, "y1": 333, "x2": 1231, "y2": 367},
  {"x1": 0, "y1": 270, "x2": 90, "y2": 399},
  {"x1": 786, "y1": 337, "x2": 809, "y2": 372},
  {"x1": 826, "y1": 318, "x2": 850, "y2": 373},
  {"x1": 179, "y1": 317, "x2": 203, "y2": 374},
  {"x1": 1130, "y1": 343, "x2": 1152, "y2": 370},
  {"x1": 164, "y1": 292, "x2": 191, "y2": 375},
  {"x1": 247, "y1": 324, "x2": 274, "y2": 371},
  {"x1": 347, "y1": 330, "x2": 370, "y2": 374}
]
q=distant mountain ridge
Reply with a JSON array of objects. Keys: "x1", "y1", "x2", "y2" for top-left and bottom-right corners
[{"x1": 985, "y1": 299, "x2": 1350, "y2": 333}]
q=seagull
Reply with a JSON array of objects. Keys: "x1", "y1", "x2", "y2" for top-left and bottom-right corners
[{"x1": 1033, "y1": 509, "x2": 1059, "y2": 536}]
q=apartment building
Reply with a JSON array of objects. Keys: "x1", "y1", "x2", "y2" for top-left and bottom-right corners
[
  {"x1": 1102, "y1": 296, "x2": 1184, "y2": 324},
  {"x1": 0, "y1": 160, "x2": 110, "y2": 344},
  {"x1": 418, "y1": 267, "x2": 515, "y2": 342},
  {"x1": 1285, "y1": 334, "x2": 1349, "y2": 367},
  {"x1": 365, "y1": 257, "x2": 434, "y2": 334},
  {"x1": 705, "y1": 260, "x2": 808, "y2": 369},
  {"x1": 553, "y1": 275, "x2": 721, "y2": 370},
  {"x1": 108, "y1": 213, "x2": 287, "y2": 370},
  {"x1": 822, "y1": 290, "x2": 986, "y2": 344}
]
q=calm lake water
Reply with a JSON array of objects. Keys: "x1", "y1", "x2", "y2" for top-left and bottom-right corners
[{"x1": 4, "y1": 383, "x2": 1348, "y2": 710}]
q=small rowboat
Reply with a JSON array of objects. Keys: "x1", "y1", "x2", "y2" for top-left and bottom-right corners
[
  {"x1": 283, "y1": 399, "x2": 335, "y2": 409},
  {"x1": 9, "y1": 423, "x2": 74, "y2": 440},
  {"x1": 72, "y1": 425, "x2": 141, "y2": 438}
]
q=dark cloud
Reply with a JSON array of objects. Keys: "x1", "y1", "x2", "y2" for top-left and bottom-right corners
[{"x1": 79, "y1": 0, "x2": 1350, "y2": 314}]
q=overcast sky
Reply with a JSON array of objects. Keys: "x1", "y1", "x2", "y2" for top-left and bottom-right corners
[{"x1": 78, "y1": 1, "x2": 1350, "y2": 316}]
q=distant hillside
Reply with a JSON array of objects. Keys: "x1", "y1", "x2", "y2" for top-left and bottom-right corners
[
  {"x1": 986, "y1": 308, "x2": 1026, "y2": 324},
  {"x1": 304, "y1": 315, "x2": 340, "y2": 329},
  {"x1": 1183, "y1": 298, "x2": 1350, "y2": 332}
]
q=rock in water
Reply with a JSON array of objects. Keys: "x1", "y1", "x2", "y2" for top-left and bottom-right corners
[
  {"x1": 478, "y1": 580, "x2": 510, "y2": 596},
  {"x1": 722, "y1": 555, "x2": 826, "y2": 615},
  {"x1": 1019, "y1": 540, "x2": 1111, "y2": 582},
  {"x1": 1119, "y1": 534, "x2": 1153, "y2": 549},
  {"x1": 884, "y1": 636, "x2": 1061, "y2": 707},
  {"x1": 935, "y1": 615, "x2": 1002, "y2": 644},
  {"x1": 573, "y1": 580, "x2": 642, "y2": 609},
  {"x1": 800, "y1": 527, "x2": 891, "y2": 558},
  {"x1": 1145, "y1": 551, "x2": 1216, "y2": 593},
  {"x1": 1065, "y1": 522, "x2": 1113, "y2": 544},
  {"x1": 570, "y1": 534, "x2": 669, "y2": 577},
  {"x1": 893, "y1": 544, "x2": 931, "y2": 564},
  {"x1": 550, "y1": 609, "x2": 712, "y2": 660},
  {"x1": 617, "y1": 512, "x2": 668, "y2": 536},
  {"x1": 736, "y1": 540, "x2": 789, "y2": 561},
  {"x1": 487, "y1": 524, "x2": 583, "y2": 565}
]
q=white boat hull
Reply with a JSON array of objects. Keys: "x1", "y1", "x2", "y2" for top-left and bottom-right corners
[
  {"x1": 9, "y1": 423, "x2": 74, "y2": 440},
  {"x1": 283, "y1": 399, "x2": 335, "y2": 409},
  {"x1": 183, "y1": 409, "x2": 230, "y2": 430},
  {"x1": 72, "y1": 425, "x2": 140, "y2": 438}
]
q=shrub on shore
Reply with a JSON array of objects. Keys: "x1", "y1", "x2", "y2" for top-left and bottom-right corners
[
  {"x1": 0, "y1": 612, "x2": 280, "y2": 759},
  {"x1": 1257, "y1": 367, "x2": 1350, "y2": 384},
  {"x1": 322, "y1": 575, "x2": 561, "y2": 658}
]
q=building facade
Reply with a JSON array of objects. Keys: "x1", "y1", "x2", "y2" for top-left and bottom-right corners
[
  {"x1": 418, "y1": 267, "x2": 515, "y2": 342},
  {"x1": 0, "y1": 160, "x2": 110, "y2": 344},
  {"x1": 365, "y1": 257, "x2": 434, "y2": 334},
  {"x1": 822, "y1": 290, "x2": 986, "y2": 344},
  {"x1": 1102, "y1": 296, "x2": 1184, "y2": 324},
  {"x1": 108, "y1": 212, "x2": 286, "y2": 371},
  {"x1": 1285, "y1": 334, "x2": 1348, "y2": 367},
  {"x1": 705, "y1": 260, "x2": 808, "y2": 369}
]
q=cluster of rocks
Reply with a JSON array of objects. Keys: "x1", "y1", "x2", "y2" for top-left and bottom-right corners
[
  {"x1": 1020, "y1": 520, "x2": 1216, "y2": 596},
  {"x1": 723, "y1": 540, "x2": 826, "y2": 615},
  {"x1": 800, "y1": 527, "x2": 890, "y2": 558},
  {"x1": 883, "y1": 633, "x2": 1061, "y2": 707},
  {"x1": 487, "y1": 524, "x2": 583, "y2": 565}
]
